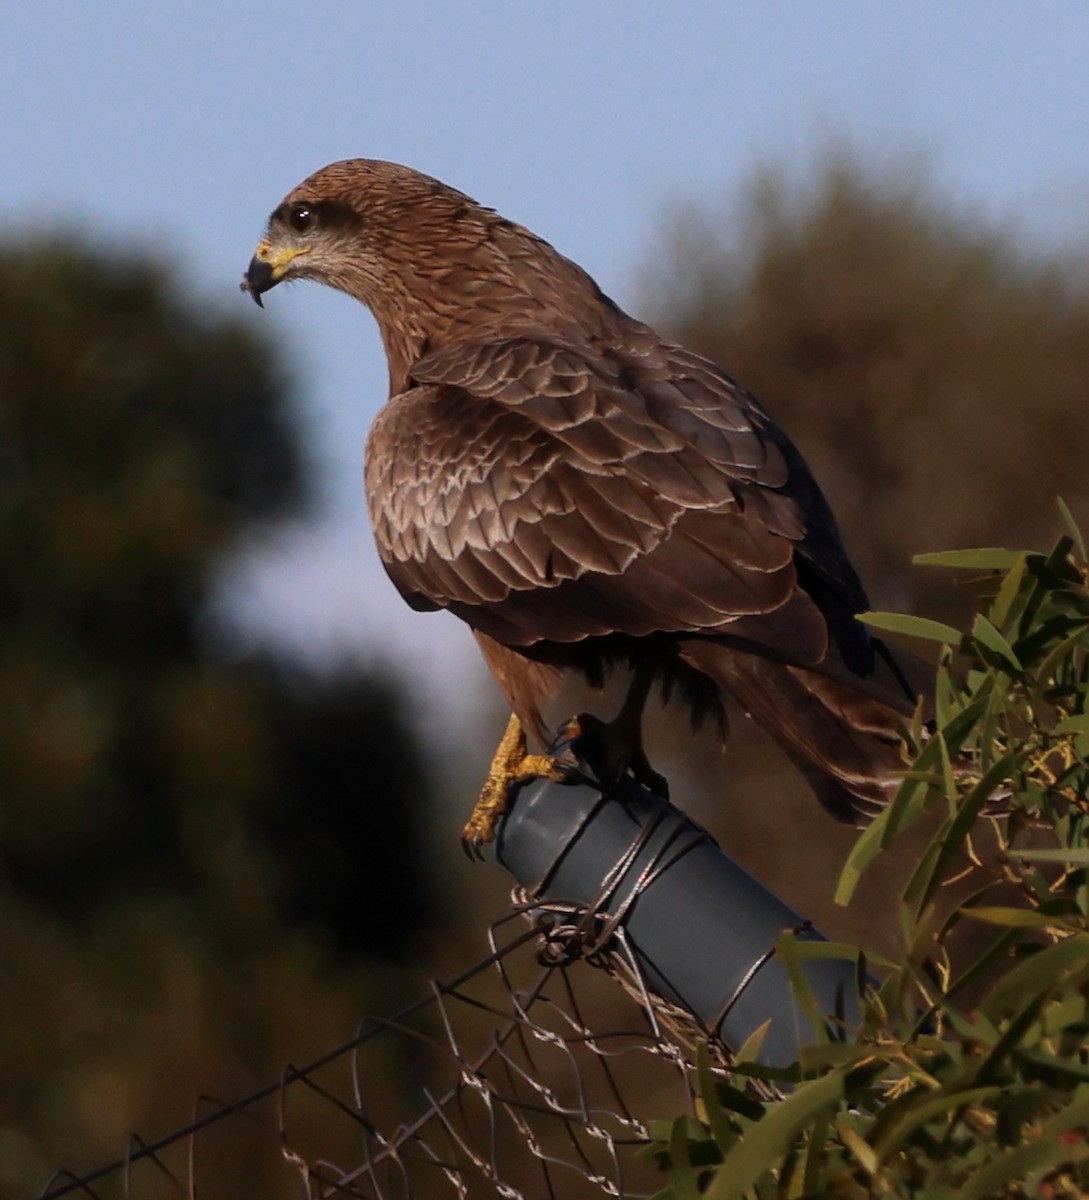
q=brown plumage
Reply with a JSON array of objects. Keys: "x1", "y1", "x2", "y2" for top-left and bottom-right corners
[{"x1": 244, "y1": 159, "x2": 922, "y2": 830}]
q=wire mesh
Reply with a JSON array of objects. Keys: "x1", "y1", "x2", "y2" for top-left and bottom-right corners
[{"x1": 34, "y1": 897, "x2": 721, "y2": 1200}]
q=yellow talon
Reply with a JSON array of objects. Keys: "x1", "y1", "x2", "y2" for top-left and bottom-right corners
[
  {"x1": 461, "y1": 714, "x2": 570, "y2": 856},
  {"x1": 461, "y1": 670, "x2": 671, "y2": 859}
]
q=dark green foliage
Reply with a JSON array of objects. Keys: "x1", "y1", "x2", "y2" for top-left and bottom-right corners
[
  {"x1": 0, "y1": 240, "x2": 304, "y2": 909},
  {"x1": 0, "y1": 239, "x2": 437, "y2": 1196},
  {"x1": 650, "y1": 530, "x2": 1089, "y2": 1197},
  {"x1": 0, "y1": 238, "x2": 433, "y2": 945}
]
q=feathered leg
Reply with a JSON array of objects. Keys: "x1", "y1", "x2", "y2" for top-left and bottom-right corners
[{"x1": 570, "y1": 663, "x2": 670, "y2": 798}]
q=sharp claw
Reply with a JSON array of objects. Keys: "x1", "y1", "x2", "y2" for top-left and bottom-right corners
[
  {"x1": 461, "y1": 831, "x2": 485, "y2": 860},
  {"x1": 461, "y1": 705, "x2": 671, "y2": 858},
  {"x1": 461, "y1": 805, "x2": 501, "y2": 858}
]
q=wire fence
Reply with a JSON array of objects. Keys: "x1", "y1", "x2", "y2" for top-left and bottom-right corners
[{"x1": 35, "y1": 892, "x2": 725, "y2": 1200}]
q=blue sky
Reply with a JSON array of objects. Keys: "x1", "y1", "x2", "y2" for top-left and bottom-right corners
[{"x1": 6, "y1": 3, "x2": 1089, "y2": 731}]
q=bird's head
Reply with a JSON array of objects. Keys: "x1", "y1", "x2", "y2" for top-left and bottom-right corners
[
  {"x1": 243, "y1": 159, "x2": 616, "y2": 387},
  {"x1": 242, "y1": 159, "x2": 492, "y2": 310},
  {"x1": 241, "y1": 196, "x2": 330, "y2": 308}
]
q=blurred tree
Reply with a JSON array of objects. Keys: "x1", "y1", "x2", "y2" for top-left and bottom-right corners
[
  {"x1": 0, "y1": 239, "x2": 437, "y2": 1196},
  {"x1": 0, "y1": 238, "x2": 433, "y2": 943},
  {"x1": 633, "y1": 152, "x2": 1089, "y2": 956},
  {"x1": 641, "y1": 152, "x2": 1089, "y2": 625},
  {"x1": 0, "y1": 241, "x2": 302, "y2": 908}
]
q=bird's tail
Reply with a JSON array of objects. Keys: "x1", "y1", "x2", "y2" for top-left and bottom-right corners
[{"x1": 679, "y1": 641, "x2": 920, "y2": 824}]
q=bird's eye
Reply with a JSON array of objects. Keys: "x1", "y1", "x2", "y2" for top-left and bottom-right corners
[{"x1": 287, "y1": 203, "x2": 314, "y2": 234}]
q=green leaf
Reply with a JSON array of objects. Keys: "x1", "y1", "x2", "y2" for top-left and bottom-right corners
[
  {"x1": 1016, "y1": 1050, "x2": 1089, "y2": 1086},
  {"x1": 801, "y1": 1107, "x2": 833, "y2": 1196},
  {"x1": 953, "y1": 1096, "x2": 1089, "y2": 1200},
  {"x1": 776, "y1": 933, "x2": 831, "y2": 1044},
  {"x1": 873, "y1": 1085, "x2": 1003, "y2": 1162},
  {"x1": 836, "y1": 807, "x2": 893, "y2": 905},
  {"x1": 1018, "y1": 613, "x2": 1089, "y2": 670},
  {"x1": 704, "y1": 1070, "x2": 845, "y2": 1200},
  {"x1": 901, "y1": 831, "x2": 950, "y2": 915},
  {"x1": 990, "y1": 553, "x2": 1029, "y2": 629},
  {"x1": 782, "y1": 939, "x2": 870, "y2": 963},
  {"x1": 995, "y1": 1084, "x2": 1067, "y2": 1146},
  {"x1": 1057, "y1": 496, "x2": 1087, "y2": 560},
  {"x1": 1032, "y1": 624, "x2": 1089, "y2": 705},
  {"x1": 1042, "y1": 534, "x2": 1077, "y2": 579},
  {"x1": 959, "y1": 906, "x2": 1073, "y2": 930},
  {"x1": 798, "y1": 1042, "x2": 873, "y2": 1073},
  {"x1": 971, "y1": 613, "x2": 1024, "y2": 671},
  {"x1": 697, "y1": 1042, "x2": 744, "y2": 1153},
  {"x1": 732, "y1": 1019, "x2": 771, "y2": 1067},
  {"x1": 1012, "y1": 847, "x2": 1089, "y2": 866},
  {"x1": 873, "y1": 692, "x2": 993, "y2": 858},
  {"x1": 858, "y1": 611, "x2": 963, "y2": 644},
  {"x1": 668, "y1": 1115, "x2": 704, "y2": 1200},
  {"x1": 645, "y1": 1119, "x2": 675, "y2": 1144},
  {"x1": 908, "y1": 751, "x2": 1019, "y2": 914},
  {"x1": 710, "y1": 1083, "x2": 767, "y2": 1126},
  {"x1": 837, "y1": 1119, "x2": 879, "y2": 1177},
  {"x1": 1043, "y1": 1083, "x2": 1089, "y2": 1136},
  {"x1": 914, "y1": 548, "x2": 1031, "y2": 570},
  {"x1": 1054, "y1": 714, "x2": 1089, "y2": 735},
  {"x1": 981, "y1": 935, "x2": 1089, "y2": 1022},
  {"x1": 942, "y1": 1005, "x2": 1001, "y2": 1049}
]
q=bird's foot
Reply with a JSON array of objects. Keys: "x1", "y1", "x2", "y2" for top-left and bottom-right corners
[
  {"x1": 567, "y1": 712, "x2": 671, "y2": 799},
  {"x1": 460, "y1": 706, "x2": 671, "y2": 859},
  {"x1": 461, "y1": 715, "x2": 577, "y2": 858}
]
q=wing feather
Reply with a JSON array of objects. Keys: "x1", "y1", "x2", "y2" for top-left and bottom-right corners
[{"x1": 365, "y1": 333, "x2": 871, "y2": 669}]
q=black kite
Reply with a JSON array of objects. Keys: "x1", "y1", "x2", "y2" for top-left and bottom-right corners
[{"x1": 244, "y1": 160, "x2": 919, "y2": 850}]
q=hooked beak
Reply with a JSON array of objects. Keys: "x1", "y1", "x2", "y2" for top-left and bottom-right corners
[
  {"x1": 240, "y1": 239, "x2": 310, "y2": 307},
  {"x1": 241, "y1": 255, "x2": 274, "y2": 307}
]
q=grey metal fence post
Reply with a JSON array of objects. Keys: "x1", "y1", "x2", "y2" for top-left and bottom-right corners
[{"x1": 491, "y1": 737, "x2": 862, "y2": 1068}]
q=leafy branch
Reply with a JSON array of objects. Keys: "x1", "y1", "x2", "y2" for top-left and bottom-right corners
[{"x1": 650, "y1": 518, "x2": 1089, "y2": 1198}]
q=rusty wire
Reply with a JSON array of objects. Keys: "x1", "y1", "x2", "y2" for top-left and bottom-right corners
[{"x1": 34, "y1": 902, "x2": 715, "y2": 1200}]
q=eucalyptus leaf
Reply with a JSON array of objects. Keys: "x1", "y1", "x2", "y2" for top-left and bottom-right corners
[
  {"x1": 913, "y1": 548, "x2": 1031, "y2": 570},
  {"x1": 858, "y1": 611, "x2": 963, "y2": 644},
  {"x1": 704, "y1": 1071, "x2": 845, "y2": 1200}
]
